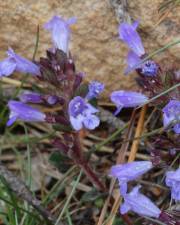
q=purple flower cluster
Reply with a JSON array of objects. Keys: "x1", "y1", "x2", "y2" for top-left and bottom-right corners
[
  {"x1": 119, "y1": 21, "x2": 158, "y2": 76},
  {"x1": 110, "y1": 161, "x2": 162, "y2": 218},
  {"x1": 0, "y1": 13, "x2": 179, "y2": 223},
  {"x1": 112, "y1": 21, "x2": 179, "y2": 136},
  {"x1": 110, "y1": 161, "x2": 152, "y2": 195},
  {"x1": 110, "y1": 160, "x2": 180, "y2": 217},
  {"x1": 86, "y1": 81, "x2": 104, "y2": 100},
  {"x1": 0, "y1": 16, "x2": 101, "y2": 133}
]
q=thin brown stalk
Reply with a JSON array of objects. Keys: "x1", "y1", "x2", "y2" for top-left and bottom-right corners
[
  {"x1": 97, "y1": 110, "x2": 136, "y2": 225},
  {"x1": 106, "y1": 105, "x2": 147, "y2": 225}
]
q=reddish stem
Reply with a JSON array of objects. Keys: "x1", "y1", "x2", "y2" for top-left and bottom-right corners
[
  {"x1": 66, "y1": 132, "x2": 106, "y2": 192},
  {"x1": 80, "y1": 162, "x2": 106, "y2": 191}
]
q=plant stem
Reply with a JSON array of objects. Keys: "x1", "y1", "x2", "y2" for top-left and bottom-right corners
[
  {"x1": 80, "y1": 162, "x2": 106, "y2": 191},
  {"x1": 72, "y1": 133, "x2": 106, "y2": 191}
]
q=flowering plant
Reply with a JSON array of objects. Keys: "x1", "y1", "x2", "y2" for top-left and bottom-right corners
[{"x1": 0, "y1": 15, "x2": 179, "y2": 225}]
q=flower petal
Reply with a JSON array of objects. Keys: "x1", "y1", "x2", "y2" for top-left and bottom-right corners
[
  {"x1": 7, "y1": 48, "x2": 40, "y2": 75},
  {"x1": 0, "y1": 57, "x2": 16, "y2": 77},
  {"x1": 44, "y1": 16, "x2": 75, "y2": 53},
  {"x1": 120, "y1": 202, "x2": 131, "y2": 214},
  {"x1": 165, "y1": 168, "x2": 180, "y2": 201},
  {"x1": 6, "y1": 116, "x2": 17, "y2": 126},
  {"x1": 70, "y1": 115, "x2": 83, "y2": 131},
  {"x1": 119, "y1": 22, "x2": 145, "y2": 56},
  {"x1": 124, "y1": 51, "x2": 141, "y2": 75},
  {"x1": 83, "y1": 115, "x2": 100, "y2": 130},
  {"x1": 86, "y1": 81, "x2": 104, "y2": 100},
  {"x1": 162, "y1": 100, "x2": 180, "y2": 134}
]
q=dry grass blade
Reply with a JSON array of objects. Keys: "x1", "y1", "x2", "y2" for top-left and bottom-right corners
[
  {"x1": 106, "y1": 106, "x2": 147, "y2": 225},
  {"x1": 97, "y1": 110, "x2": 136, "y2": 225},
  {"x1": 0, "y1": 162, "x2": 59, "y2": 225},
  {"x1": 128, "y1": 105, "x2": 147, "y2": 162}
]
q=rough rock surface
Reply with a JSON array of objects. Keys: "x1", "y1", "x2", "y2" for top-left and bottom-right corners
[
  {"x1": 0, "y1": 0, "x2": 179, "y2": 98},
  {"x1": 127, "y1": 0, "x2": 180, "y2": 59}
]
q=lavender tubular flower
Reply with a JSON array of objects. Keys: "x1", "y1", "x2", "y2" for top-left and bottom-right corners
[
  {"x1": 120, "y1": 185, "x2": 161, "y2": 218},
  {"x1": 44, "y1": 16, "x2": 76, "y2": 53},
  {"x1": 119, "y1": 21, "x2": 145, "y2": 57},
  {"x1": 19, "y1": 91, "x2": 43, "y2": 103},
  {"x1": 110, "y1": 161, "x2": 153, "y2": 181},
  {"x1": 7, "y1": 48, "x2": 40, "y2": 75},
  {"x1": 86, "y1": 81, "x2": 104, "y2": 100},
  {"x1": 119, "y1": 22, "x2": 158, "y2": 76},
  {"x1": 110, "y1": 91, "x2": 148, "y2": 115},
  {"x1": 110, "y1": 161, "x2": 153, "y2": 195},
  {"x1": 165, "y1": 168, "x2": 180, "y2": 201},
  {"x1": 68, "y1": 96, "x2": 100, "y2": 131},
  {"x1": 7, "y1": 100, "x2": 46, "y2": 126},
  {"x1": 19, "y1": 91, "x2": 59, "y2": 106},
  {"x1": 162, "y1": 100, "x2": 180, "y2": 134}
]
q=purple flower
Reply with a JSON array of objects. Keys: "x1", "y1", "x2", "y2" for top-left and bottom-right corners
[
  {"x1": 7, "y1": 100, "x2": 46, "y2": 126},
  {"x1": 124, "y1": 51, "x2": 141, "y2": 75},
  {"x1": 68, "y1": 96, "x2": 100, "y2": 131},
  {"x1": 7, "y1": 48, "x2": 40, "y2": 75},
  {"x1": 86, "y1": 81, "x2": 104, "y2": 100},
  {"x1": 165, "y1": 168, "x2": 180, "y2": 201},
  {"x1": 0, "y1": 49, "x2": 40, "y2": 77},
  {"x1": 119, "y1": 22, "x2": 158, "y2": 76},
  {"x1": 119, "y1": 21, "x2": 145, "y2": 57},
  {"x1": 0, "y1": 57, "x2": 16, "y2": 77},
  {"x1": 110, "y1": 91, "x2": 148, "y2": 115},
  {"x1": 162, "y1": 100, "x2": 180, "y2": 134},
  {"x1": 19, "y1": 91, "x2": 43, "y2": 103},
  {"x1": 44, "y1": 16, "x2": 76, "y2": 53},
  {"x1": 125, "y1": 52, "x2": 159, "y2": 76},
  {"x1": 19, "y1": 91, "x2": 59, "y2": 105},
  {"x1": 120, "y1": 185, "x2": 161, "y2": 218},
  {"x1": 139, "y1": 60, "x2": 159, "y2": 76},
  {"x1": 110, "y1": 161, "x2": 152, "y2": 195}
]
